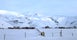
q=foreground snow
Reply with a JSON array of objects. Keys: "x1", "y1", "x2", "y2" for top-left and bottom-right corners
[{"x1": 0, "y1": 29, "x2": 77, "y2": 40}]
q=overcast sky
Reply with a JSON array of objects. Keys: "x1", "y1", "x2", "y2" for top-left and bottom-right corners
[{"x1": 0, "y1": 0, "x2": 77, "y2": 16}]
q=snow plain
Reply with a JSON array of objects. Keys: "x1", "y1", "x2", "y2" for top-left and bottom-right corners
[{"x1": 0, "y1": 29, "x2": 77, "y2": 40}]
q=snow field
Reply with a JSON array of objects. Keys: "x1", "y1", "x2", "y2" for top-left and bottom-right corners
[{"x1": 0, "y1": 29, "x2": 77, "y2": 40}]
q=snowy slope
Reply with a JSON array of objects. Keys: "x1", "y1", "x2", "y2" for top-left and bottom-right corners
[
  {"x1": 0, "y1": 19, "x2": 13, "y2": 28},
  {"x1": 57, "y1": 16, "x2": 77, "y2": 27},
  {"x1": 0, "y1": 10, "x2": 26, "y2": 27},
  {"x1": 0, "y1": 10, "x2": 77, "y2": 28},
  {"x1": 0, "y1": 10, "x2": 77, "y2": 40}
]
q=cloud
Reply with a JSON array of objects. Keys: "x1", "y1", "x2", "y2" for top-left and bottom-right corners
[
  {"x1": 0, "y1": 10, "x2": 8, "y2": 14},
  {"x1": 0, "y1": 10, "x2": 24, "y2": 17}
]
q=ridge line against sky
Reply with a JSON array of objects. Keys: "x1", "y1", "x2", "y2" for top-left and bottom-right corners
[{"x1": 0, "y1": 0, "x2": 77, "y2": 16}]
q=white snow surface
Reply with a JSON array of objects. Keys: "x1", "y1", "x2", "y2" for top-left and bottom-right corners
[
  {"x1": 0, "y1": 10, "x2": 77, "y2": 40},
  {"x1": 0, "y1": 29, "x2": 77, "y2": 40},
  {"x1": 0, "y1": 19, "x2": 13, "y2": 28},
  {"x1": 0, "y1": 10, "x2": 77, "y2": 28}
]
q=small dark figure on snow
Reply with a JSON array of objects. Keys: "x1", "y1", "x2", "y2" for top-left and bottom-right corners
[{"x1": 40, "y1": 32, "x2": 45, "y2": 36}]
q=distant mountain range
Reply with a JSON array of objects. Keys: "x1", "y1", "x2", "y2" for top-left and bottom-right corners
[{"x1": 0, "y1": 10, "x2": 77, "y2": 28}]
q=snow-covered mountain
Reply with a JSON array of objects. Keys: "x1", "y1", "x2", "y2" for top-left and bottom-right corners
[
  {"x1": 0, "y1": 19, "x2": 13, "y2": 28},
  {"x1": 57, "y1": 16, "x2": 77, "y2": 27},
  {"x1": 0, "y1": 10, "x2": 77, "y2": 28}
]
